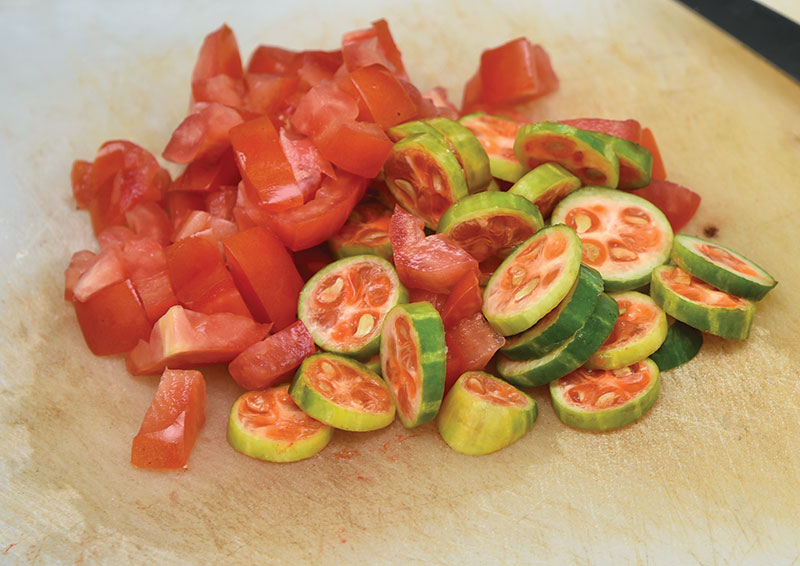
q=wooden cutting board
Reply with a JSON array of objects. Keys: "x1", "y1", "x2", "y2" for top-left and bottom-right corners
[{"x1": 1, "y1": 1, "x2": 798, "y2": 563}]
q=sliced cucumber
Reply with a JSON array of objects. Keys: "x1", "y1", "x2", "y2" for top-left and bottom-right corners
[
  {"x1": 437, "y1": 371, "x2": 537, "y2": 455},
  {"x1": 496, "y1": 292, "x2": 619, "y2": 387},
  {"x1": 459, "y1": 112, "x2": 526, "y2": 183},
  {"x1": 328, "y1": 199, "x2": 393, "y2": 260},
  {"x1": 227, "y1": 386, "x2": 333, "y2": 462},
  {"x1": 483, "y1": 224, "x2": 583, "y2": 336},
  {"x1": 387, "y1": 120, "x2": 438, "y2": 142},
  {"x1": 508, "y1": 163, "x2": 581, "y2": 218},
  {"x1": 426, "y1": 117, "x2": 492, "y2": 193},
  {"x1": 650, "y1": 320, "x2": 703, "y2": 371},
  {"x1": 438, "y1": 192, "x2": 544, "y2": 262},
  {"x1": 384, "y1": 133, "x2": 469, "y2": 230},
  {"x1": 514, "y1": 121, "x2": 620, "y2": 188},
  {"x1": 550, "y1": 359, "x2": 660, "y2": 431},
  {"x1": 380, "y1": 302, "x2": 446, "y2": 428},
  {"x1": 583, "y1": 132, "x2": 652, "y2": 190},
  {"x1": 298, "y1": 255, "x2": 407, "y2": 359},
  {"x1": 671, "y1": 234, "x2": 777, "y2": 301},
  {"x1": 551, "y1": 187, "x2": 673, "y2": 292},
  {"x1": 586, "y1": 291, "x2": 668, "y2": 370},
  {"x1": 501, "y1": 264, "x2": 604, "y2": 360},
  {"x1": 650, "y1": 265, "x2": 755, "y2": 340}
]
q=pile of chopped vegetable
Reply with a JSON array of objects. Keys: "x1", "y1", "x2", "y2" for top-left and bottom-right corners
[{"x1": 65, "y1": 21, "x2": 777, "y2": 467}]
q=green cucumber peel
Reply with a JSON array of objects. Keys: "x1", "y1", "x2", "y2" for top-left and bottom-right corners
[
  {"x1": 508, "y1": 163, "x2": 581, "y2": 218},
  {"x1": 426, "y1": 117, "x2": 492, "y2": 193},
  {"x1": 459, "y1": 112, "x2": 526, "y2": 183},
  {"x1": 650, "y1": 320, "x2": 703, "y2": 371}
]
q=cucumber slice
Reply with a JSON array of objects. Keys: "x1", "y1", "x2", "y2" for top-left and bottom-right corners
[
  {"x1": 671, "y1": 234, "x2": 777, "y2": 301},
  {"x1": 550, "y1": 359, "x2": 661, "y2": 431},
  {"x1": 328, "y1": 199, "x2": 393, "y2": 260},
  {"x1": 298, "y1": 255, "x2": 407, "y2": 359},
  {"x1": 364, "y1": 353, "x2": 382, "y2": 376},
  {"x1": 501, "y1": 264, "x2": 604, "y2": 360},
  {"x1": 437, "y1": 371, "x2": 537, "y2": 455},
  {"x1": 426, "y1": 117, "x2": 492, "y2": 193},
  {"x1": 380, "y1": 302, "x2": 446, "y2": 428},
  {"x1": 459, "y1": 112, "x2": 526, "y2": 183},
  {"x1": 289, "y1": 353, "x2": 395, "y2": 432},
  {"x1": 586, "y1": 291, "x2": 668, "y2": 370},
  {"x1": 650, "y1": 265, "x2": 755, "y2": 340},
  {"x1": 483, "y1": 224, "x2": 583, "y2": 336},
  {"x1": 384, "y1": 133, "x2": 469, "y2": 230},
  {"x1": 577, "y1": 132, "x2": 652, "y2": 190},
  {"x1": 514, "y1": 121, "x2": 620, "y2": 188},
  {"x1": 438, "y1": 192, "x2": 544, "y2": 262},
  {"x1": 551, "y1": 187, "x2": 673, "y2": 292},
  {"x1": 508, "y1": 163, "x2": 581, "y2": 218},
  {"x1": 650, "y1": 320, "x2": 703, "y2": 371},
  {"x1": 227, "y1": 386, "x2": 333, "y2": 462},
  {"x1": 387, "y1": 120, "x2": 439, "y2": 142},
  {"x1": 496, "y1": 293, "x2": 619, "y2": 387}
]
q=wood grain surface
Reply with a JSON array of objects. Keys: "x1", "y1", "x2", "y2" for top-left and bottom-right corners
[{"x1": 1, "y1": 1, "x2": 798, "y2": 564}]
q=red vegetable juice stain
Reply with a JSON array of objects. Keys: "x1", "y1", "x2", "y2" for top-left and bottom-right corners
[
  {"x1": 333, "y1": 449, "x2": 360, "y2": 460},
  {"x1": 3, "y1": 543, "x2": 16, "y2": 554},
  {"x1": 337, "y1": 527, "x2": 347, "y2": 544}
]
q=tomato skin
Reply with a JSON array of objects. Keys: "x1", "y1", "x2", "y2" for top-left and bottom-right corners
[
  {"x1": 291, "y1": 80, "x2": 359, "y2": 142},
  {"x1": 443, "y1": 314, "x2": 505, "y2": 394},
  {"x1": 479, "y1": 38, "x2": 558, "y2": 106},
  {"x1": 316, "y1": 121, "x2": 393, "y2": 178},
  {"x1": 166, "y1": 191, "x2": 207, "y2": 231},
  {"x1": 118, "y1": 237, "x2": 179, "y2": 323},
  {"x1": 243, "y1": 73, "x2": 299, "y2": 117},
  {"x1": 348, "y1": 64, "x2": 419, "y2": 129},
  {"x1": 370, "y1": 19, "x2": 407, "y2": 79},
  {"x1": 228, "y1": 320, "x2": 316, "y2": 390},
  {"x1": 639, "y1": 127, "x2": 667, "y2": 181},
  {"x1": 630, "y1": 180, "x2": 701, "y2": 232},
  {"x1": 191, "y1": 24, "x2": 243, "y2": 83},
  {"x1": 163, "y1": 103, "x2": 244, "y2": 165},
  {"x1": 169, "y1": 149, "x2": 240, "y2": 194},
  {"x1": 441, "y1": 270, "x2": 483, "y2": 329},
  {"x1": 124, "y1": 201, "x2": 172, "y2": 246},
  {"x1": 247, "y1": 45, "x2": 302, "y2": 74},
  {"x1": 279, "y1": 128, "x2": 335, "y2": 201},
  {"x1": 71, "y1": 244, "x2": 126, "y2": 302},
  {"x1": 223, "y1": 226, "x2": 304, "y2": 331},
  {"x1": 131, "y1": 368, "x2": 207, "y2": 470},
  {"x1": 192, "y1": 74, "x2": 245, "y2": 107},
  {"x1": 71, "y1": 159, "x2": 93, "y2": 209},
  {"x1": 73, "y1": 279, "x2": 152, "y2": 356}
]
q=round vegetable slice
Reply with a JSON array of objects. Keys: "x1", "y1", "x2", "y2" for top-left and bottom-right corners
[
  {"x1": 508, "y1": 163, "x2": 581, "y2": 218},
  {"x1": 650, "y1": 320, "x2": 703, "y2": 371},
  {"x1": 437, "y1": 192, "x2": 544, "y2": 262},
  {"x1": 496, "y1": 292, "x2": 619, "y2": 387},
  {"x1": 383, "y1": 132, "x2": 469, "y2": 229},
  {"x1": 459, "y1": 112, "x2": 525, "y2": 183},
  {"x1": 328, "y1": 199, "x2": 393, "y2": 260},
  {"x1": 671, "y1": 234, "x2": 777, "y2": 301},
  {"x1": 227, "y1": 385, "x2": 333, "y2": 463},
  {"x1": 550, "y1": 360, "x2": 660, "y2": 431},
  {"x1": 514, "y1": 121, "x2": 619, "y2": 188},
  {"x1": 649, "y1": 265, "x2": 755, "y2": 340},
  {"x1": 298, "y1": 255, "x2": 407, "y2": 358},
  {"x1": 289, "y1": 353, "x2": 395, "y2": 431},
  {"x1": 437, "y1": 371, "x2": 537, "y2": 455},
  {"x1": 551, "y1": 187, "x2": 673, "y2": 292},
  {"x1": 586, "y1": 291, "x2": 668, "y2": 370},
  {"x1": 483, "y1": 224, "x2": 583, "y2": 336},
  {"x1": 426, "y1": 117, "x2": 492, "y2": 193},
  {"x1": 501, "y1": 264, "x2": 604, "y2": 360},
  {"x1": 386, "y1": 119, "x2": 439, "y2": 142},
  {"x1": 380, "y1": 302, "x2": 446, "y2": 428}
]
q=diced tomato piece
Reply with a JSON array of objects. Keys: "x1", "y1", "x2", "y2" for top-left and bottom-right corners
[
  {"x1": 71, "y1": 245, "x2": 127, "y2": 302},
  {"x1": 639, "y1": 127, "x2": 667, "y2": 181},
  {"x1": 229, "y1": 115, "x2": 303, "y2": 210},
  {"x1": 531, "y1": 44, "x2": 559, "y2": 94},
  {"x1": 390, "y1": 206, "x2": 480, "y2": 294},
  {"x1": 291, "y1": 80, "x2": 359, "y2": 142},
  {"x1": 242, "y1": 73, "x2": 299, "y2": 117},
  {"x1": 443, "y1": 314, "x2": 505, "y2": 393},
  {"x1": 247, "y1": 45, "x2": 302, "y2": 74},
  {"x1": 73, "y1": 279, "x2": 152, "y2": 356},
  {"x1": 560, "y1": 118, "x2": 642, "y2": 143},
  {"x1": 191, "y1": 24, "x2": 243, "y2": 83},
  {"x1": 169, "y1": 150, "x2": 240, "y2": 193},
  {"x1": 64, "y1": 250, "x2": 97, "y2": 301},
  {"x1": 192, "y1": 74, "x2": 245, "y2": 107},
  {"x1": 371, "y1": 19, "x2": 408, "y2": 79},
  {"x1": 461, "y1": 71, "x2": 483, "y2": 115},
  {"x1": 342, "y1": 20, "x2": 407, "y2": 79},
  {"x1": 71, "y1": 159, "x2": 93, "y2": 209},
  {"x1": 407, "y1": 288, "x2": 447, "y2": 318},
  {"x1": 163, "y1": 103, "x2": 244, "y2": 164},
  {"x1": 228, "y1": 320, "x2": 315, "y2": 390},
  {"x1": 478, "y1": 38, "x2": 558, "y2": 106},
  {"x1": 423, "y1": 86, "x2": 459, "y2": 120},
  {"x1": 119, "y1": 237, "x2": 179, "y2": 323},
  {"x1": 131, "y1": 368, "x2": 207, "y2": 469},
  {"x1": 279, "y1": 128, "x2": 334, "y2": 201},
  {"x1": 441, "y1": 270, "x2": 483, "y2": 329},
  {"x1": 166, "y1": 191, "x2": 207, "y2": 231},
  {"x1": 223, "y1": 226, "x2": 304, "y2": 331},
  {"x1": 630, "y1": 180, "x2": 701, "y2": 232},
  {"x1": 165, "y1": 233, "x2": 251, "y2": 316},
  {"x1": 292, "y1": 244, "x2": 334, "y2": 282},
  {"x1": 315, "y1": 121, "x2": 393, "y2": 178},
  {"x1": 297, "y1": 50, "x2": 344, "y2": 89},
  {"x1": 124, "y1": 201, "x2": 172, "y2": 246},
  {"x1": 348, "y1": 64, "x2": 418, "y2": 129},
  {"x1": 205, "y1": 186, "x2": 238, "y2": 220},
  {"x1": 126, "y1": 305, "x2": 270, "y2": 376},
  {"x1": 172, "y1": 210, "x2": 238, "y2": 243}
]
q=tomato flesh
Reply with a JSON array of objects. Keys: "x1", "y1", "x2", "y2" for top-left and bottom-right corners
[
  {"x1": 629, "y1": 180, "x2": 700, "y2": 233},
  {"x1": 444, "y1": 314, "x2": 505, "y2": 394},
  {"x1": 441, "y1": 270, "x2": 482, "y2": 329},
  {"x1": 639, "y1": 127, "x2": 667, "y2": 181}
]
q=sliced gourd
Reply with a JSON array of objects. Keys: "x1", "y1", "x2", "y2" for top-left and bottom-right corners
[
  {"x1": 650, "y1": 320, "x2": 703, "y2": 371},
  {"x1": 508, "y1": 163, "x2": 581, "y2": 218},
  {"x1": 328, "y1": 199, "x2": 393, "y2": 260},
  {"x1": 426, "y1": 117, "x2": 492, "y2": 193},
  {"x1": 459, "y1": 112, "x2": 526, "y2": 183}
]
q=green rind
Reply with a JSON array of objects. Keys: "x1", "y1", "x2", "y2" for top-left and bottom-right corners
[
  {"x1": 586, "y1": 291, "x2": 668, "y2": 370},
  {"x1": 459, "y1": 112, "x2": 526, "y2": 183},
  {"x1": 437, "y1": 372, "x2": 537, "y2": 455},
  {"x1": 671, "y1": 234, "x2": 777, "y2": 301},
  {"x1": 594, "y1": 133, "x2": 653, "y2": 190},
  {"x1": 496, "y1": 293, "x2": 620, "y2": 387},
  {"x1": 380, "y1": 302, "x2": 446, "y2": 428},
  {"x1": 650, "y1": 320, "x2": 703, "y2": 371},
  {"x1": 551, "y1": 187, "x2": 674, "y2": 292},
  {"x1": 329, "y1": 240, "x2": 393, "y2": 261},
  {"x1": 289, "y1": 353, "x2": 396, "y2": 432},
  {"x1": 508, "y1": 163, "x2": 581, "y2": 216},
  {"x1": 549, "y1": 359, "x2": 661, "y2": 431},
  {"x1": 514, "y1": 121, "x2": 620, "y2": 188},
  {"x1": 298, "y1": 255, "x2": 406, "y2": 359},
  {"x1": 649, "y1": 265, "x2": 755, "y2": 339},
  {"x1": 364, "y1": 353, "x2": 382, "y2": 376},
  {"x1": 384, "y1": 133, "x2": 469, "y2": 230},
  {"x1": 501, "y1": 264, "x2": 604, "y2": 360},
  {"x1": 427, "y1": 117, "x2": 492, "y2": 193},
  {"x1": 227, "y1": 393, "x2": 333, "y2": 463},
  {"x1": 387, "y1": 120, "x2": 439, "y2": 142}
]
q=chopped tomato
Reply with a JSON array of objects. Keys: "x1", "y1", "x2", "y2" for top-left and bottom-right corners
[
  {"x1": 441, "y1": 270, "x2": 483, "y2": 329},
  {"x1": 342, "y1": 20, "x2": 407, "y2": 78},
  {"x1": 71, "y1": 244, "x2": 126, "y2": 302},
  {"x1": 407, "y1": 288, "x2": 447, "y2": 318},
  {"x1": 223, "y1": 226, "x2": 304, "y2": 330},
  {"x1": 247, "y1": 45, "x2": 302, "y2": 74},
  {"x1": 243, "y1": 73, "x2": 299, "y2": 117},
  {"x1": 297, "y1": 50, "x2": 343, "y2": 90},
  {"x1": 124, "y1": 201, "x2": 173, "y2": 246},
  {"x1": 166, "y1": 191, "x2": 207, "y2": 231},
  {"x1": 423, "y1": 86, "x2": 459, "y2": 120},
  {"x1": 192, "y1": 74, "x2": 245, "y2": 107},
  {"x1": 478, "y1": 38, "x2": 558, "y2": 106},
  {"x1": 315, "y1": 120, "x2": 393, "y2": 178},
  {"x1": 389, "y1": 206, "x2": 479, "y2": 294},
  {"x1": 169, "y1": 150, "x2": 240, "y2": 193},
  {"x1": 126, "y1": 305, "x2": 270, "y2": 376},
  {"x1": 278, "y1": 128, "x2": 335, "y2": 201},
  {"x1": 443, "y1": 314, "x2": 505, "y2": 393},
  {"x1": 348, "y1": 64, "x2": 418, "y2": 129},
  {"x1": 71, "y1": 159, "x2": 93, "y2": 209},
  {"x1": 131, "y1": 368, "x2": 207, "y2": 469},
  {"x1": 228, "y1": 320, "x2": 316, "y2": 390},
  {"x1": 191, "y1": 24, "x2": 244, "y2": 83},
  {"x1": 205, "y1": 186, "x2": 238, "y2": 220},
  {"x1": 172, "y1": 210, "x2": 238, "y2": 242},
  {"x1": 64, "y1": 250, "x2": 97, "y2": 301},
  {"x1": 639, "y1": 127, "x2": 667, "y2": 181},
  {"x1": 630, "y1": 180, "x2": 701, "y2": 232},
  {"x1": 163, "y1": 103, "x2": 244, "y2": 164},
  {"x1": 119, "y1": 237, "x2": 179, "y2": 323},
  {"x1": 291, "y1": 80, "x2": 359, "y2": 142}
]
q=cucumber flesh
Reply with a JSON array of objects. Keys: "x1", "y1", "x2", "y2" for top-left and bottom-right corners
[{"x1": 650, "y1": 320, "x2": 703, "y2": 371}]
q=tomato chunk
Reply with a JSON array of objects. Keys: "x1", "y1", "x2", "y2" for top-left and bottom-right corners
[
  {"x1": 639, "y1": 127, "x2": 667, "y2": 181},
  {"x1": 163, "y1": 103, "x2": 244, "y2": 165},
  {"x1": 131, "y1": 368, "x2": 207, "y2": 469},
  {"x1": 191, "y1": 24, "x2": 243, "y2": 83},
  {"x1": 348, "y1": 64, "x2": 418, "y2": 129},
  {"x1": 443, "y1": 314, "x2": 505, "y2": 393},
  {"x1": 441, "y1": 270, "x2": 483, "y2": 329},
  {"x1": 630, "y1": 180, "x2": 701, "y2": 232},
  {"x1": 478, "y1": 38, "x2": 558, "y2": 106}
]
